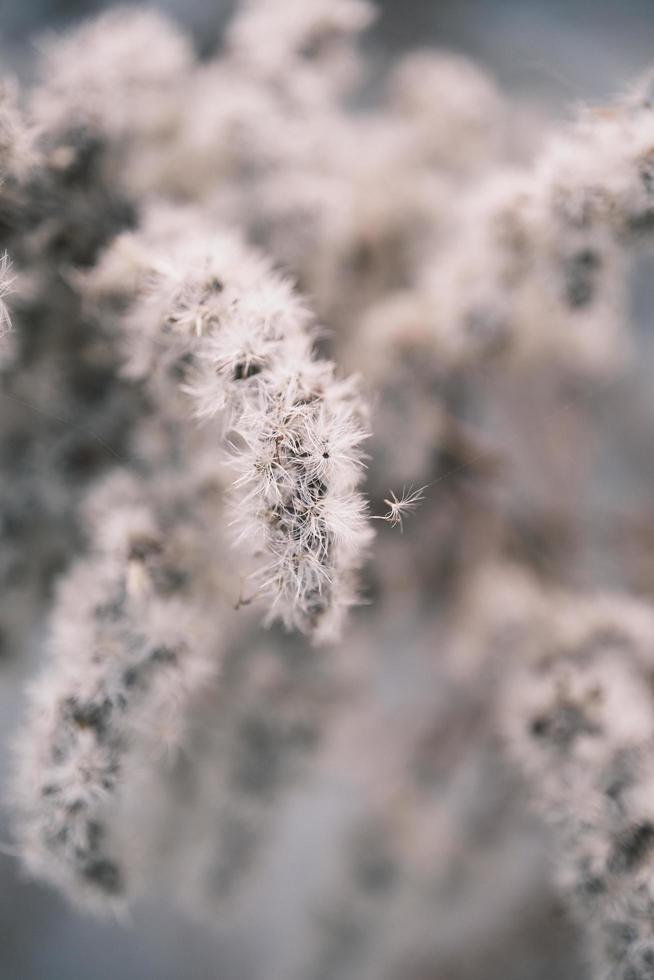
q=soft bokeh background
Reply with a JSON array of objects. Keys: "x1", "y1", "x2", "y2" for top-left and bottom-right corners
[
  {"x1": 2, "y1": 2, "x2": 654, "y2": 978},
  {"x1": 4, "y1": 0, "x2": 654, "y2": 103}
]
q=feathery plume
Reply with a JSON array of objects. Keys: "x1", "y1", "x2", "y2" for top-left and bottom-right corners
[{"x1": 111, "y1": 224, "x2": 372, "y2": 642}]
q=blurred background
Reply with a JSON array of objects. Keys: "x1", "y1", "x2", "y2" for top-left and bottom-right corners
[
  {"x1": 3, "y1": 0, "x2": 654, "y2": 105},
  {"x1": 2, "y1": 2, "x2": 654, "y2": 978}
]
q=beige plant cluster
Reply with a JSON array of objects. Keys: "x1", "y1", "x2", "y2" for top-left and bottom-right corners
[{"x1": 3, "y1": 2, "x2": 654, "y2": 978}]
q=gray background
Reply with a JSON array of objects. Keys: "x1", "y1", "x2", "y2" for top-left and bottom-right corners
[{"x1": 2, "y1": 2, "x2": 654, "y2": 978}]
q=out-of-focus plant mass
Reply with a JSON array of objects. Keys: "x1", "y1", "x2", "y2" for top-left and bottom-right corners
[{"x1": 5, "y1": 1, "x2": 654, "y2": 977}]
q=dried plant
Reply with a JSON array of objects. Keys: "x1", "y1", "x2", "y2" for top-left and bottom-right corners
[{"x1": 3, "y1": 2, "x2": 654, "y2": 979}]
